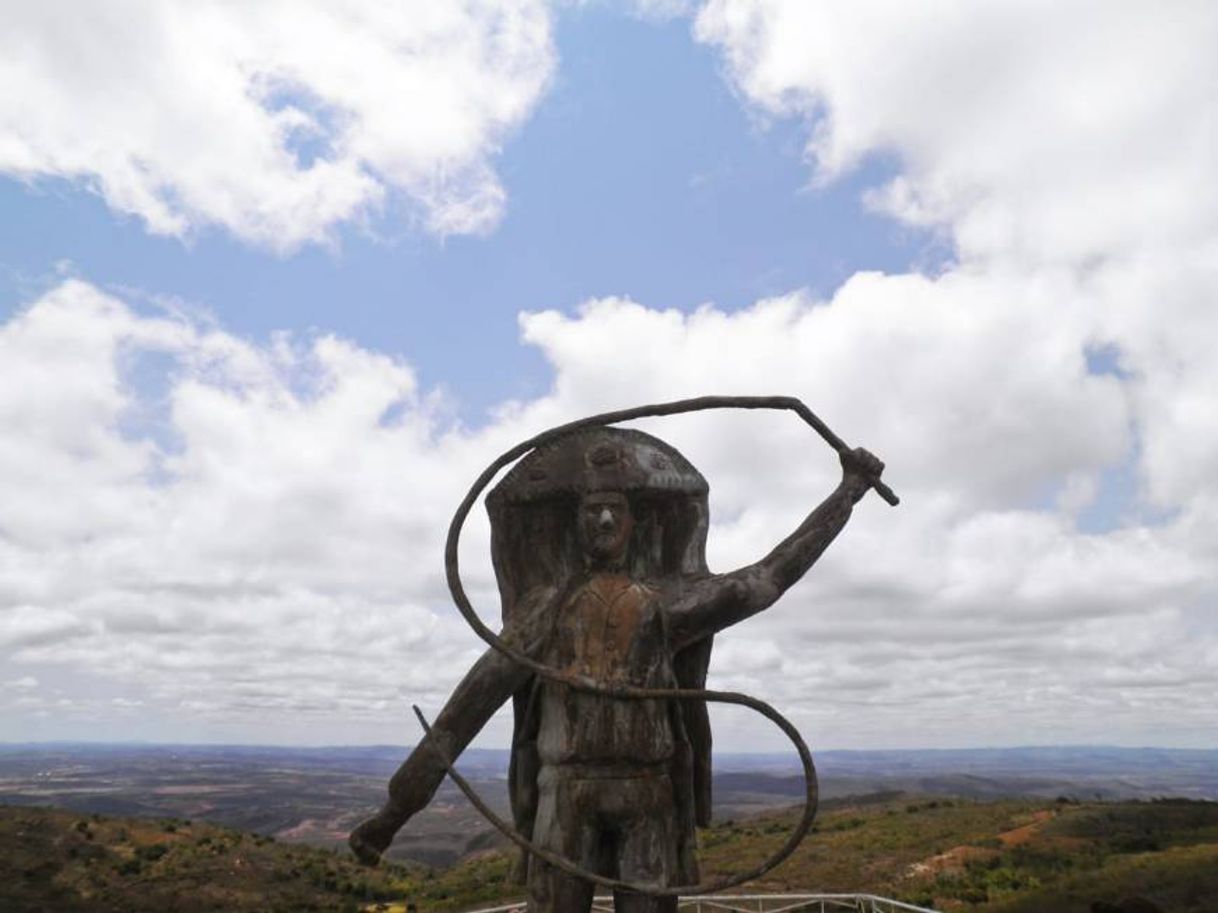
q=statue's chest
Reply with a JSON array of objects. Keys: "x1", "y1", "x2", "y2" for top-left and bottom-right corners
[{"x1": 552, "y1": 574, "x2": 661, "y2": 681}]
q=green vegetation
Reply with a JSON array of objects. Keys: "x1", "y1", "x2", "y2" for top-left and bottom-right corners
[
  {"x1": 986, "y1": 800, "x2": 1218, "y2": 913},
  {"x1": 4, "y1": 795, "x2": 1216, "y2": 912},
  {"x1": 0, "y1": 805, "x2": 412, "y2": 912},
  {"x1": 692, "y1": 795, "x2": 1218, "y2": 912},
  {"x1": 375, "y1": 794, "x2": 1218, "y2": 912}
]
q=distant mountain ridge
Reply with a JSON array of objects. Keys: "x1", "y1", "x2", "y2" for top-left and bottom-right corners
[
  {"x1": 1, "y1": 742, "x2": 1214, "y2": 868},
  {"x1": 3, "y1": 744, "x2": 1215, "y2": 796},
  {"x1": 4, "y1": 742, "x2": 1213, "y2": 775}
]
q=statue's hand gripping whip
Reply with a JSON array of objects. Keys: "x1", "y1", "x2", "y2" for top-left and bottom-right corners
[{"x1": 418, "y1": 395, "x2": 897, "y2": 896}]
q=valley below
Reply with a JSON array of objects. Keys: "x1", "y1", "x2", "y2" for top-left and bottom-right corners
[{"x1": 1, "y1": 743, "x2": 1215, "y2": 911}]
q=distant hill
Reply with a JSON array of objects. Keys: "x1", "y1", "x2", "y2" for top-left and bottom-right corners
[
  {"x1": 0, "y1": 804, "x2": 411, "y2": 913},
  {"x1": 1, "y1": 743, "x2": 1214, "y2": 869},
  {"x1": 4, "y1": 794, "x2": 1216, "y2": 912},
  {"x1": 694, "y1": 795, "x2": 1218, "y2": 913},
  {"x1": 351, "y1": 794, "x2": 1218, "y2": 913},
  {"x1": 810, "y1": 747, "x2": 1218, "y2": 802}
]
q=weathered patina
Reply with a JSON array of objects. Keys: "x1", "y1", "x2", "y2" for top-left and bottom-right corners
[{"x1": 350, "y1": 398, "x2": 889, "y2": 913}]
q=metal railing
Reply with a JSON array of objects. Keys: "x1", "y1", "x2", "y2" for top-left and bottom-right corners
[{"x1": 460, "y1": 893, "x2": 940, "y2": 913}]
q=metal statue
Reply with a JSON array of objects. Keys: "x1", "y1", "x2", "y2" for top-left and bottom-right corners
[{"x1": 350, "y1": 396, "x2": 895, "y2": 913}]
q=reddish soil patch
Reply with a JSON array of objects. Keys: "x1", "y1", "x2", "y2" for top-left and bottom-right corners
[
  {"x1": 906, "y1": 844, "x2": 998, "y2": 877},
  {"x1": 907, "y1": 810, "x2": 1058, "y2": 878},
  {"x1": 997, "y1": 809, "x2": 1054, "y2": 847}
]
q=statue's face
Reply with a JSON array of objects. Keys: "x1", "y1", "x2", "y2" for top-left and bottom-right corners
[{"x1": 577, "y1": 491, "x2": 634, "y2": 563}]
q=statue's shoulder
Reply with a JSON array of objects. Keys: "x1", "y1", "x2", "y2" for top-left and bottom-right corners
[{"x1": 504, "y1": 584, "x2": 562, "y2": 649}]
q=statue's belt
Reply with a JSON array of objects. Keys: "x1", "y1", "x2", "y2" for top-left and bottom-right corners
[{"x1": 538, "y1": 760, "x2": 671, "y2": 781}]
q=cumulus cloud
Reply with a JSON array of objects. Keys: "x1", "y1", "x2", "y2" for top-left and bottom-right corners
[
  {"x1": 0, "y1": 280, "x2": 503, "y2": 742},
  {"x1": 0, "y1": 1, "x2": 554, "y2": 249},
  {"x1": 695, "y1": 0, "x2": 1218, "y2": 265},
  {"x1": 679, "y1": 0, "x2": 1218, "y2": 747},
  {"x1": 519, "y1": 293, "x2": 1213, "y2": 748},
  {"x1": 1, "y1": 273, "x2": 1214, "y2": 749},
  {"x1": 2, "y1": 1, "x2": 1216, "y2": 749}
]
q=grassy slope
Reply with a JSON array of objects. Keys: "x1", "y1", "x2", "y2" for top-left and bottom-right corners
[
  {"x1": 0, "y1": 805, "x2": 412, "y2": 913},
  {"x1": 986, "y1": 801, "x2": 1218, "y2": 913},
  {"x1": 4, "y1": 796, "x2": 1216, "y2": 912},
  {"x1": 393, "y1": 795, "x2": 1218, "y2": 912}
]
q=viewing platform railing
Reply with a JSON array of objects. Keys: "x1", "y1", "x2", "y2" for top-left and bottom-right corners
[{"x1": 460, "y1": 893, "x2": 941, "y2": 912}]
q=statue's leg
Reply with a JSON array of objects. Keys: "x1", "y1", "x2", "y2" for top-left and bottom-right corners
[
  {"x1": 527, "y1": 768, "x2": 600, "y2": 913},
  {"x1": 611, "y1": 774, "x2": 679, "y2": 913}
]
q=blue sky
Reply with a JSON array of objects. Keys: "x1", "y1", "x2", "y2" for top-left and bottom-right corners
[
  {"x1": 0, "y1": 1, "x2": 1215, "y2": 750},
  {"x1": 1, "y1": 8, "x2": 930, "y2": 416}
]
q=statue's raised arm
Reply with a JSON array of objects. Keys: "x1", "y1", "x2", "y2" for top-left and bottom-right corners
[{"x1": 667, "y1": 446, "x2": 884, "y2": 652}]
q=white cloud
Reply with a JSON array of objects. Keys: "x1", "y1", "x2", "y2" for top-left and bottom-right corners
[
  {"x1": 2, "y1": 2, "x2": 1217, "y2": 749},
  {"x1": 0, "y1": 281, "x2": 493, "y2": 741},
  {"x1": 2, "y1": 275, "x2": 1214, "y2": 749},
  {"x1": 519, "y1": 291, "x2": 1214, "y2": 748},
  {"x1": 0, "y1": 606, "x2": 92, "y2": 650},
  {"x1": 679, "y1": 0, "x2": 1218, "y2": 746},
  {"x1": 0, "y1": 1, "x2": 554, "y2": 250},
  {"x1": 694, "y1": 0, "x2": 1218, "y2": 266}
]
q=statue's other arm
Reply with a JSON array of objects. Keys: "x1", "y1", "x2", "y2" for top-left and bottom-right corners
[
  {"x1": 669, "y1": 448, "x2": 883, "y2": 650},
  {"x1": 349, "y1": 588, "x2": 552, "y2": 865}
]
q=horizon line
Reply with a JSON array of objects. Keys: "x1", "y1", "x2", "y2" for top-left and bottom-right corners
[{"x1": 2, "y1": 740, "x2": 1215, "y2": 753}]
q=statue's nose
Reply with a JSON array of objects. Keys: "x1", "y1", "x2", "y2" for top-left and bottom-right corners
[{"x1": 598, "y1": 508, "x2": 615, "y2": 530}]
